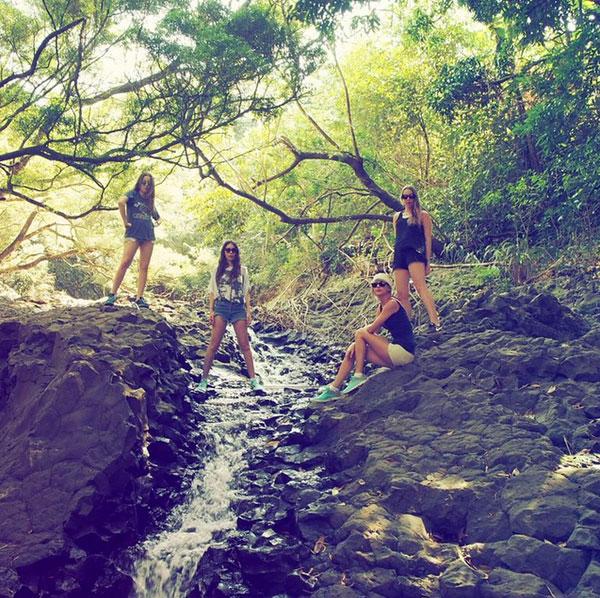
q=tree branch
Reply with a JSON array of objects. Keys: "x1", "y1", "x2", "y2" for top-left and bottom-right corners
[
  {"x1": 0, "y1": 249, "x2": 78, "y2": 274},
  {"x1": 254, "y1": 137, "x2": 401, "y2": 209},
  {"x1": 80, "y1": 60, "x2": 181, "y2": 105},
  {"x1": 0, "y1": 210, "x2": 37, "y2": 262},
  {"x1": 197, "y1": 146, "x2": 391, "y2": 225},
  {"x1": 1, "y1": 188, "x2": 115, "y2": 219},
  {"x1": 0, "y1": 18, "x2": 86, "y2": 89},
  {"x1": 332, "y1": 47, "x2": 360, "y2": 157},
  {"x1": 295, "y1": 100, "x2": 341, "y2": 150}
]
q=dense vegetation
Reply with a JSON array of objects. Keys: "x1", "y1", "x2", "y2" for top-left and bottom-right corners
[{"x1": 1, "y1": 0, "x2": 598, "y2": 299}]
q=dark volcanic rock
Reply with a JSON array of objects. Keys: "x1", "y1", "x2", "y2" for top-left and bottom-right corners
[
  {"x1": 291, "y1": 289, "x2": 599, "y2": 597},
  {"x1": 0, "y1": 303, "x2": 197, "y2": 597}
]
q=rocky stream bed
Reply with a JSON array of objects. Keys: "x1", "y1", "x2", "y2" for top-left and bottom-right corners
[{"x1": 1, "y1": 283, "x2": 600, "y2": 597}]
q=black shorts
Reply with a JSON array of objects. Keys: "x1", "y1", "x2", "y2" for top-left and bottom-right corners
[{"x1": 393, "y1": 248, "x2": 427, "y2": 270}]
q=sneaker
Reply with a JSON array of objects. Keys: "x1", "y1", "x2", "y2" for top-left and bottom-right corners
[
  {"x1": 104, "y1": 293, "x2": 117, "y2": 306},
  {"x1": 341, "y1": 373, "x2": 368, "y2": 395},
  {"x1": 312, "y1": 385, "x2": 341, "y2": 402},
  {"x1": 428, "y1": 321, "x2": 443, "y2": 333},
  {"x1": 193, "y1": 379, "x2": 209, "y2": 393},
  {"x1": 135, "y1": 297, "x2": 150, "y2": 309},
  {"x1": 249, "y1": 376, "x2": 264, "y2": 392}
]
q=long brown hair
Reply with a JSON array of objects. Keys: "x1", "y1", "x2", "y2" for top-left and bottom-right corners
[
  {"x1": 134, "y1": 172, "x2": 156, "y2": 214},
  {"x1": 401, "y1": 184, "x2": 422, "y2": 226},
  {"x1": 216, "y1": 240, "x2": 241, "y2": 283}
]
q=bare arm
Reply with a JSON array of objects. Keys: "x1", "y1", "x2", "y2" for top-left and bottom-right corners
[
  {"x1": 117, "y1": 196, "x2": 130, "y2": 228},
  {"x1": 365, "y1": 301, "x2": 399, "y2": 334}
]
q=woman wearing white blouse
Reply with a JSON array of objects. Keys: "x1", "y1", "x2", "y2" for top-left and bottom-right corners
[{"x1": 195, "y1": 241, "x2": 262, "y2": 393}]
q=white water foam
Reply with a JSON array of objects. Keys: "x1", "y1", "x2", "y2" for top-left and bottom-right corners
[{"x1": 133, "y1": 426, "x2": 247, "y2": 597}]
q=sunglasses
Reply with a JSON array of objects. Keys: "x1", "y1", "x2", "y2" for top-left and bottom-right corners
[
  {"x1": 371, "y1": 281, "x2": 389, "y2": 288},
  {"x1": 402, "y1": 193, "x2": 416, "y2": 199},
  {"x1": 224, "y1": 247, "x2": 238, "y2": 254}
]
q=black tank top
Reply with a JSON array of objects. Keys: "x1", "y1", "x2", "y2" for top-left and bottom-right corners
[
  {"x1": 381, "y1": 298, "x2": 415, "y2": 354},
  {"x1": 394, "y1": 210, "x2": 425, "y2": 252}
]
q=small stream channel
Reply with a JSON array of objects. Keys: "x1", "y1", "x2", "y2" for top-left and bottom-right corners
[{"x1": 132, "y1": 327, "x2": 326, "y2": 597}]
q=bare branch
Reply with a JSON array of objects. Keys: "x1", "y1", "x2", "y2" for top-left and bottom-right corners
[
  {"x1": 253, "y1": 137, "x2": 401, "y2": 210},
  {"x1": 332, "y1": 47, "x2": 360, "y2": 157},
  {"x1": 80, "y1": 60, "x2": 181, "y2": 105},
  {"x1": 1, "y1": 188, "x2": 115, "y2": 219},
  {"x1": 295, "y1": 100, "x2": 341, "y2": 150},
  {"x1": 0, "y1": 18, "x2": 86, "y2": 89},
  {"x1": 197, "y1": 146, "x2": 391, "y2": 225},
  {"x1": 0, "y1": 249, "x2": 78, "y2": 274},
  {"x1": 0, "y1": 210, "x2": 37, "y2": 261}
]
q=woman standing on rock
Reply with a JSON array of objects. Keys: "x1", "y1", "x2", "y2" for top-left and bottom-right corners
[
  {"x1": 392, "y1": 185, "x2": 442, "y2": 331},
  {"x1": 313, "y1": 272, "x2": 415, "y2": 402},
  {"x1": 195, "y1": 241, "x2": 263, "y2": 393},
  {"x1": 104, "y1": 172, "x2": 161, "y2": 309}
]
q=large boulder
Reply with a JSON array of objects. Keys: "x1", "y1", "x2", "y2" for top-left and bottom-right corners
[{"x1": 0, "y1": 304, "x2": 194, "y2": 597}]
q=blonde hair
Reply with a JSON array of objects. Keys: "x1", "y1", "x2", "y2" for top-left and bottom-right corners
[{"x1": 401, "y1": 185, "x2": 422, "y2": 226}]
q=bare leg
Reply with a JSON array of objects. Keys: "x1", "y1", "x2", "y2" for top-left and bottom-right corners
[
  {"x1": 355, "y1": 329, "x2": 395, "y2": 373},
  {"x1": 408, "y1": 262, "x2": 440, "y2": 325},
  {"x1": 111, "y1": 240, "x2": 139, "y2": 294},
  {"x1": 232, "y1": 319, "x2": 256, "y2": 378},
  {"x1": 202, "y1": 316, "x2": 228, "y2": 378},
  {"x1": 332, "y1": 343, "x2": 356, "y2": 388},
  {"x1": 393, "y1": 268, "x2": 412, "y2": 318},
  {"x1": 136, "y1": 241, "x2": 154, "y2": 298}
]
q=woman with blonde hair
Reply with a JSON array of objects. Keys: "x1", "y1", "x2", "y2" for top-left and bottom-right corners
[
  {"x1": 104, "y1": 172, "x2": 161, "y2": 308},
  {"x1": 392, "y1": 185, "x2": 441, "y2": 330},
  {"x1": 313, "y1": 272, "x2": 415, "y2": 402}
]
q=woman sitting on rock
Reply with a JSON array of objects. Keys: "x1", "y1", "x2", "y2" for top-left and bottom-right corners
[
  {"x1": 195, "y1": 241, "x2": 263, "y2": 393},
  {"x1": 104, "y1": 172, "x2": 161, "y2": 309},
  {"x1": 392, "y1": 185, "x2": 442, "y2": 331},
  {"x1": 313, "y1": 272, "x2": 415, "y2": 402}
]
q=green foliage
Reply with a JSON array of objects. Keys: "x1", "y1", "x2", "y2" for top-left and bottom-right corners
[
  {"x1": 428, "y1": 57, "x2": 493, "y2": 118},
  {"x1": 47, "y1": 257, "x2": 104, "y2": 299}
]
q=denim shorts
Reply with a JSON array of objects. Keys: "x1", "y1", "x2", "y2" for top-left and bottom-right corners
[{"x1": 214, "y1": 299, "x2": 247, "y2": 324}]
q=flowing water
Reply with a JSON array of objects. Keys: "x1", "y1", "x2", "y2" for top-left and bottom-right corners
[{"x1": 133, "y1": 330, "x2": 318, "y2": 597}]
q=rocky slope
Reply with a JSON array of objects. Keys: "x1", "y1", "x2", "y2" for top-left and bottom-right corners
[
  {"x1": 2, "y1": 280, "x2": 600, "y2": 597},
  {"x1": 294, "y1": 289, "x2": 600, "y2": 597},
  {"x1": 0, "y1": 302, "x2": 202, "y2": 597},
  {"x1": 194, "y1": 287, "x2": 600, "y2": 597}
]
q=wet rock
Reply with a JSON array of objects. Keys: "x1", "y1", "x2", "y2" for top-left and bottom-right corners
[{"x1": 148, "y1": 437, "x2": 178, "y2": 464}]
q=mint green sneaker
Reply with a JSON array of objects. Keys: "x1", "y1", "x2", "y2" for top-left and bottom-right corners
[
  {"x1": 194, "y1": 379, "x2": 208, "y2": 393},
  {"x1": 341, "y1": 374, "x2": 368, "y2": 395},
  {"x1": 312, "y1": 385, "x2": 341, "y2": 402},
  {"x1": 104, "y1": 293, "x2": 117, "y2": 306},
  {"x1": 135, "y1": 297, "x2": 150, "y2": 309},
  {"x1": 249, "y1": 376, "x2": 264, "y2": 392}
]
